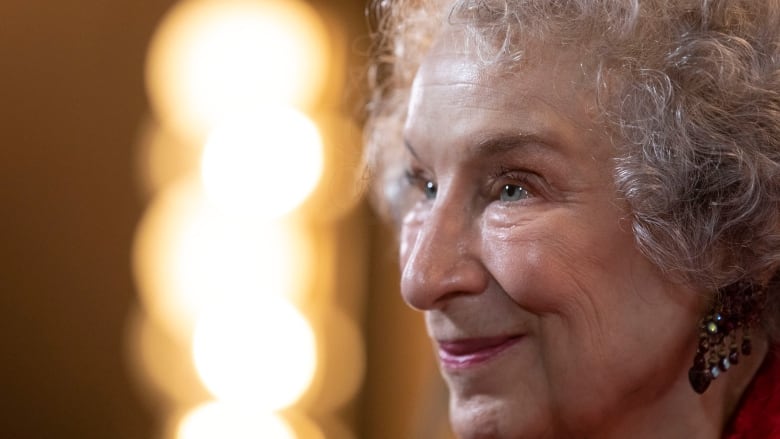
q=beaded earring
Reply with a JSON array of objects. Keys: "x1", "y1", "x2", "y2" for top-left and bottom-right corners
[{"x1": 688, "y1": 280, "x2": 765, "y2": 394}]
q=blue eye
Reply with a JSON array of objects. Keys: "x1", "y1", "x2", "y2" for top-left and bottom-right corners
[
  {"x1": 404, "y1": 169, "x2": 437, "y2": 201},
  {"x1": 500, "y1": 184, "x2": 530, "y2": 202},
  {"x1": 424, "y1": 180, "x2": 438, "y2": 200}
]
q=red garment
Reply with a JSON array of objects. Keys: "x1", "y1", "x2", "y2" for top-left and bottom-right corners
[{"x1": 723, "y1": 349, "x2": 780, "y2": 438}]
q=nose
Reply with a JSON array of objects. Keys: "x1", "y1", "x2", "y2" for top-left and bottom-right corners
[{"x1": 399, "y1": 199, "x2": 489, "y2": 311}]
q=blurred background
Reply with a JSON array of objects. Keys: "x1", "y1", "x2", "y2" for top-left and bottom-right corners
[{"x1": 0, "y1": 0, "x2": 452, "y2": 438}]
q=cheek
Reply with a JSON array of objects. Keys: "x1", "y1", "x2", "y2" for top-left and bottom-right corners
[
  {"x1": 483, "y1": 215, "x2": 701, "y2": 424},
  {"x1": 482, "y1": 217, "x2": 625, "y2": 341},
  {"x1": 481, "y1": 200, "x2": 644, "y2": 314},
  {"x1": 483, "y1": 211, "x2": 675, "y2": 344},
  {"x1": 482, "y1": 221, "x2": 599, "y2": 312}
]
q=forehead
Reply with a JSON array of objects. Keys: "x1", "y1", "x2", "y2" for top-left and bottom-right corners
[{"x1": 404, "y1": 34, "x2": 605, "y2": 158}]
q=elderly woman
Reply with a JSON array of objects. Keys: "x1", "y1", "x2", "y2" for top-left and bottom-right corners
[{"x1": 364, "y1": 0, "x2": 780, "y2": 438}]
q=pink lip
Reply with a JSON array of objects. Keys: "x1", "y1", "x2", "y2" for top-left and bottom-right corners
[{"x1": 437, "y1": 335, "x2": 523, "y2": 369}]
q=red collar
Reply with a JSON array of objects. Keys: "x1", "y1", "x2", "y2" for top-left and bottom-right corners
[{"x1": 723, "y1": 348, "x2": 780, "y2": 438}]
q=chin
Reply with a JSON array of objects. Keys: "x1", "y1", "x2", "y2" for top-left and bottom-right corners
[{"x1": 449, "y1": 393, "x2": 551, "y2": 439}]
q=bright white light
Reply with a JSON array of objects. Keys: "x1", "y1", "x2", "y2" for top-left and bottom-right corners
[
  {"x1": 176, "y1": 401, "x2": 296, "y2": 439},
  {"x1": 132, "y1": 180, "x2": 313, "y2": 340},
  {"x1": 192, "y1": 297, "x2": 317, "y2": 410},
  {"x1": 146, "y1": 0, "x2": 330, "y2": 143},
  {"x1": 201, "y1": 107, "x2": 324, "y2": 218}
]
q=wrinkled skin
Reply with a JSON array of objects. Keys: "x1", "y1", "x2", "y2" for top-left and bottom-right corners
[{"x1": 397, "y1": 34, "x2": 746, "y2": 438}]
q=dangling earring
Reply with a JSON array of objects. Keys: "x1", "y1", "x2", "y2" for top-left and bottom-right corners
[{"x1": 688, "y1": 280, "x2": 765, "y2": 394}]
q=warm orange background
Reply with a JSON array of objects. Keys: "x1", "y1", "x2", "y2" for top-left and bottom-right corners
[{"x1": 0, "y1": 0, "x2": 171, "y2": 437}]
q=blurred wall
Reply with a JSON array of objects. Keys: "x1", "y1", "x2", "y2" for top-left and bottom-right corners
[{"x1": 0, "y1": 0, "x2": 176, "y2": 437}]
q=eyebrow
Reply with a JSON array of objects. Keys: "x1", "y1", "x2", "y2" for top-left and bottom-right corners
[
  {"x1": 404, "y1": 132, "x2": 559, "y2": 163},
  {"x1": 404, "y1": 138, "x2": 424, "y2": 162},
  {"x1": 472, "y1": 133, "x2": 553, "y2": 157}
]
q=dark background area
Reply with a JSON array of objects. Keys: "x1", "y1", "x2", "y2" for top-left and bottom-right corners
[{"x1": 0, "y1": 0, "x2": 172, "y2": 437}]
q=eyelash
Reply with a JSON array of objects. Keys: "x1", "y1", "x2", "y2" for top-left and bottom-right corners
[
  {"x1": 488, "y1": 167, "x2": 535, "y2": 202},
  {"x1": 404, "y1": 168, "x2": 437, "y2": 200},
  {"x1": 404, "y1": 166, "x2": 536, "y2": 203}
]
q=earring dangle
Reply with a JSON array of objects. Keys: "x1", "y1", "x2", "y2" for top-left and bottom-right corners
[{"x1": 688, "y1": 280, "x2": 765, "y2": 394}]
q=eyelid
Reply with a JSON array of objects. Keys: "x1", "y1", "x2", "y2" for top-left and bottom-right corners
[
  {"x1": 487, "y1": 167, "x2": 538, "y2": 201},
  {"x1": 403, "y1": 166, "x2": 437, "y2": 198},
  {"x1": 404, "y1": 166, "x2": 430, "y2": 185}
]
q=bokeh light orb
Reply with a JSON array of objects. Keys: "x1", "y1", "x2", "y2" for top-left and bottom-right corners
[
  {"x1": 176, "y1": 401, "x2": 296, "y2": 439},
  {"x1": 125, "y1": 308, "x2": 210, "y2": 408},
  {"x1": 201, "y1": 107, "x2": 324, "y2": 218},
  {"x1": 134, "y1": 119, "x2": 198, "y2": 198},
  {"x1": 192, "y1": 297, "x2": 317, "y2": 410},
  {"x1": 147, "y1": 0, "x2": 331, "y2": 144},
  {"x1": 285, "y1": 412, "x2": 326, "y2": 439},
  {"x1": 132, "y1": 179, "x2": 314, "y2": 340}
]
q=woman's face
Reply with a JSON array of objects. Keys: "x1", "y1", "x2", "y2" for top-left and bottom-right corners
[{"x1": 399, "y1": 38, "x2": 705, "y2": 438}]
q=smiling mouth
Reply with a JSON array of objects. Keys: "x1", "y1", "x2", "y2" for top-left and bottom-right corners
[{"x1": 436, "y1": 335, "x2": 524, "y2": 369}]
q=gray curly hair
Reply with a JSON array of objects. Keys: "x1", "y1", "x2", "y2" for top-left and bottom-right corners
[{"x1": 364, "y1": 0, "x2": 780, "y2": 338}]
